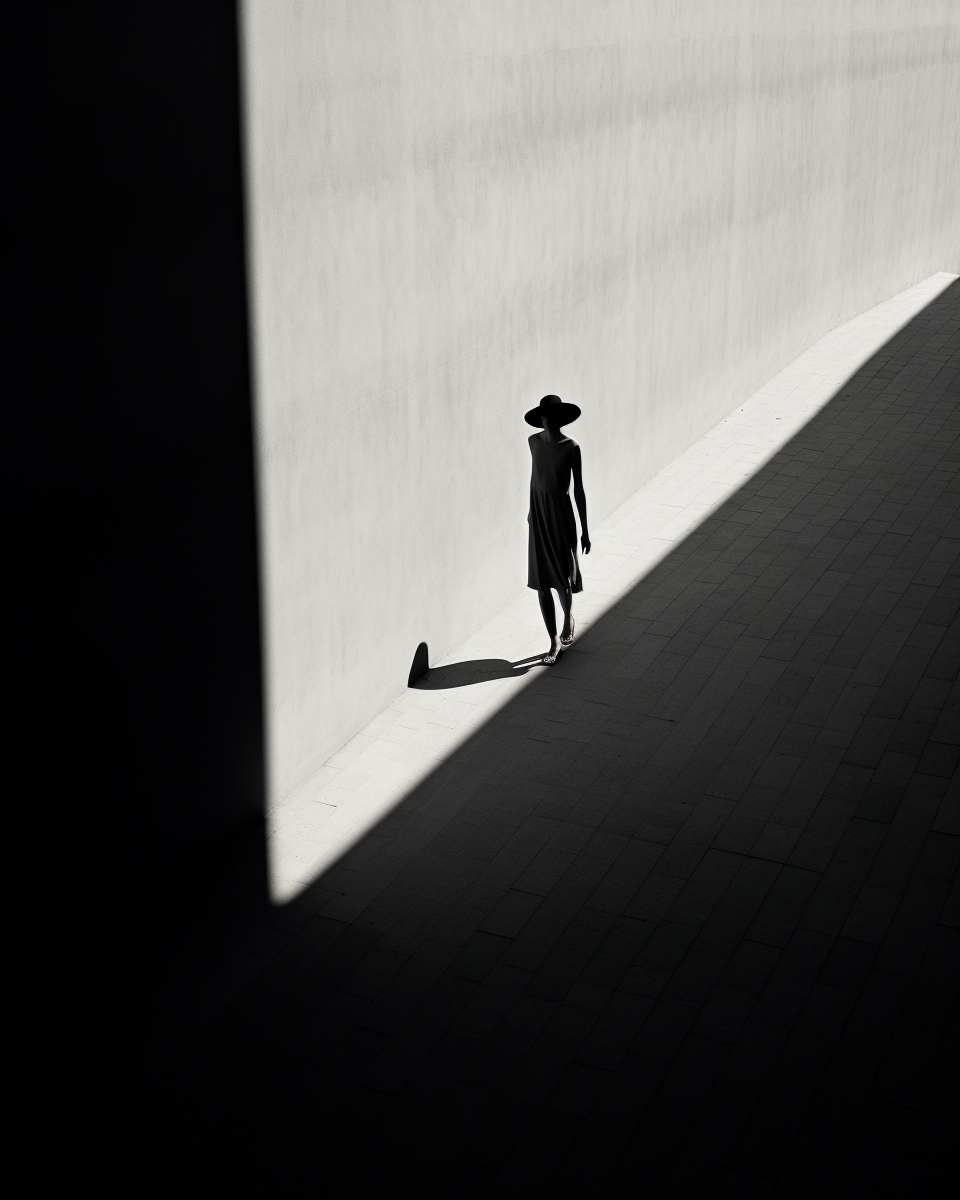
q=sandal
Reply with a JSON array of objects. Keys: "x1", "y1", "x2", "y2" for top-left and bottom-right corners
[
  {"x1": 560, "y1": 617, "x2": 576, "y2": 647},
  {"x1": 543, "y1": 638, "x2": 563, "y2": 665}
]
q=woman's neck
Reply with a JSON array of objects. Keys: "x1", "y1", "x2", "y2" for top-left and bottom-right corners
[{"x1": 541, "y1": 427, "x2": 564, "y2": 443}]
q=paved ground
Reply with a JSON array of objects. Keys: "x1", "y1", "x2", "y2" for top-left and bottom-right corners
[
  {"x1": 271, "y1": 273, "x2": 957, "y2": 904},
  {"x1": 149, "y1": 279, "x2": 958, "y2": 1195}
]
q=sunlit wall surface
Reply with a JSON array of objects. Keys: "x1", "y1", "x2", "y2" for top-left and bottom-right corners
[{"x1": 241, "y1": 1, "x2": 959, "y2": 807}]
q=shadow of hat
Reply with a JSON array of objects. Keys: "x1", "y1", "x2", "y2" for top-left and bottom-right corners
[{"x1": 524, "y1": 394, "x2": 582, "y2": 428}]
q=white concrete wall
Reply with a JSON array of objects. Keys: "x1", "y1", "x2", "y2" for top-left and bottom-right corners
[{"x1": 242, "y1": 0, "x2": 959, "y2": 804}]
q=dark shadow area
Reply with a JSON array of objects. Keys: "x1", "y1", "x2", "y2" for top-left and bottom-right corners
[
  {"x1": 12, "y1": 1, "x2": 266, "y2": 926},
  {"x1": 147, "y1": 282, "x2": 958, "y2": 1194},
  {"x1": 17, "y1": 6, "x2": 956, "y2": 1191},
  {"x1": 415, "y1": 655, "x2": 547, "y2": 689}
]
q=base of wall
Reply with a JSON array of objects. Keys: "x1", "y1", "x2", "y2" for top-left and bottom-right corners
[{"x1": 267, "y1": 271, "x2": 957, "y2": 903}]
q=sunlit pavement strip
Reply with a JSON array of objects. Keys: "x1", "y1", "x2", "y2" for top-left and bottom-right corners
[{"x1": 270, "y1": 271, "x2": 958, "y2": 902}]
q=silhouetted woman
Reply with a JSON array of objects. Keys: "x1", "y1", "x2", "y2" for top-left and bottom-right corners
[{"x1": 525, "y1": 394, "x2": 590, "y2": 664}]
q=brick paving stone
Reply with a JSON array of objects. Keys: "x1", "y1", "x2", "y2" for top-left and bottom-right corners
[{"x1": 142, "y1": 278, "x2": 959, "y2": 1193}]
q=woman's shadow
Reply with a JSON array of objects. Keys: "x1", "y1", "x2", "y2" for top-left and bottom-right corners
[{"x1": 408, "y1": 642, "x2": 546, "y2": 690}]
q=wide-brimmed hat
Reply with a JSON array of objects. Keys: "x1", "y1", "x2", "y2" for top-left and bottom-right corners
[{"x1": 524, "y1": 394, "x2": 581, "y2": 428}]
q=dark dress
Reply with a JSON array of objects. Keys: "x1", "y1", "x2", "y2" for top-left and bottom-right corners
[{"x1": 527, "y1": 433, "x2": 583, "y2": 593}]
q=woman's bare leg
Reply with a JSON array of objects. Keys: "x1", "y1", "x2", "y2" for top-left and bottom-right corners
[
  {"x1": 537, "y1": 588, "x2": 561, "y2": 661},
  {"x1": 537, "y1": 587, "x2": 557, "y2": 637},
  {"x1": 557, "y1": 588, "x2": 573, "y2": 641}
]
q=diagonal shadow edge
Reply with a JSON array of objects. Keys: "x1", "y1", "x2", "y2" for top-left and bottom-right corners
[
  {"x1": 268, "y1": 274, "x2": 959, "y2": 906},
  {"x1": 159, "y1": 279, "x2": 958, "y2": 1192}
]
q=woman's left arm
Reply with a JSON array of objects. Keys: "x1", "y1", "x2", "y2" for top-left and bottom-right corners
[{"x1": 572, "y1": 445, "x2": 590, "y2": 554}]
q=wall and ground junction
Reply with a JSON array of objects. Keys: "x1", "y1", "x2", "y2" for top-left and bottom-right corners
[{"x1": 242, "y1": 1, "x2": 959, "y2": 807}]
